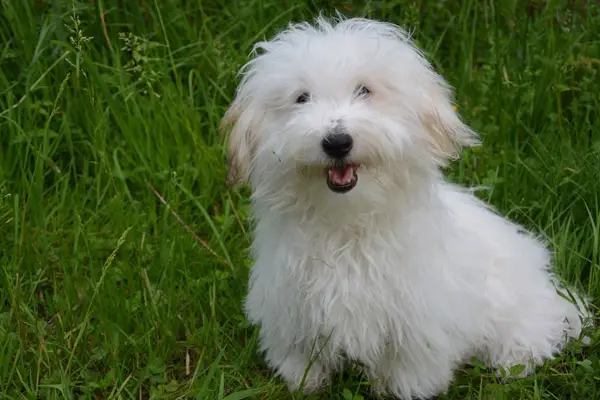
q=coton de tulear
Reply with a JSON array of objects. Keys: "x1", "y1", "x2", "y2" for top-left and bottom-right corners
[{"x1": 221, "y1": 15, "x2": 590, "y2": 399}]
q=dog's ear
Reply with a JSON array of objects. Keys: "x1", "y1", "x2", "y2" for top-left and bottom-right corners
[
  {"x1": 420, "y1": 79, "x2": 480, "y2": 165},
  {"x1": 220, "y1": 102, "x2": 259, "y2": 186}
]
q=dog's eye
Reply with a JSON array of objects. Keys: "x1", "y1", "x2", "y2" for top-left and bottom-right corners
[
  {"x1": 356, "y1": 85, "x2": 371, "y2": 98},
  {"x1": 296, "y1": 92, "x2": 310, "y2": 104}
]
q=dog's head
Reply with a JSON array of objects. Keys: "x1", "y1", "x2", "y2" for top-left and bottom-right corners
[{"x1": 222, "y1": 15, "x2": 478, "y2": 204}]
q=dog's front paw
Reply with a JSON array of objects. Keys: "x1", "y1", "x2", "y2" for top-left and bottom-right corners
[
  {"x1": 367, "y1": 357, "x2": 453, "y2": 400},
  {"x1": 275, "y1": 354, "x2": 330, "y2": 394},
  {"x1": 285, "y1": 369, "x2": 329, "y2": 394}
]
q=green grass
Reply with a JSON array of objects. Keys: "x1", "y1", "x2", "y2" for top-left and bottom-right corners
[{"x1": 0, "y1": 0, "x2": 599, "y2": 398}]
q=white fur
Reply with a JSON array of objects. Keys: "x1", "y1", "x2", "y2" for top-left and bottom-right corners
[{"x1": 222, "y1": 15, "x2": 592, "y2": 399}]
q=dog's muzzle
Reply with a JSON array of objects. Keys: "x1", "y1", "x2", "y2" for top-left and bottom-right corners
[{"x1": 322, "y1": 132, "x2": 359, "y2": 193}]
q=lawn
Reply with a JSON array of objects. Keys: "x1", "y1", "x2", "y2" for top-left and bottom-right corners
[{"x1": 0, "y1": 0, "x2": 599, "y2": 399}]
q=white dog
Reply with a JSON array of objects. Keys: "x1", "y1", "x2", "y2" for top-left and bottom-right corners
[{"x1": 221, "y1": 15, "x2": 591, "y2": 399}]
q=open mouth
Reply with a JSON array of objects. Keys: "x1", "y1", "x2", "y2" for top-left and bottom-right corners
[{"x1": 325, "y1": 162, "x2": 360, "y2": 193}]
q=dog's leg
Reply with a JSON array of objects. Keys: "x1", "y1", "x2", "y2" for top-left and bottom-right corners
[
  {"x1": 261, "y1": 339, "x2": 331, "y2": 393},
  {"x1": 483, "y1": 288, "x2": 588, "y2": 378},
  {"x1": 366, "y1": 352, "x2": 453, "y2": 400}
]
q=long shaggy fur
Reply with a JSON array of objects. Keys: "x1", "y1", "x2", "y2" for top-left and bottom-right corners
[{"x1": 221, "y1": 14, "x2": 592, "y2": 399}]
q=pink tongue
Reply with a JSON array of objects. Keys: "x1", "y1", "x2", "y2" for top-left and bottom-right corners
[{"x1": 330, "y1": 165, "x2": 352, "y2": 185}]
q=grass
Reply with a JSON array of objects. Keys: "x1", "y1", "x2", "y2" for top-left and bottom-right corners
[{"x1": 0, "y1": 0, "x2": 599, "y2": 398}]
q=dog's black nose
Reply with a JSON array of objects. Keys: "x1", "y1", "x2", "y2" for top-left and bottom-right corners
[{"x1": 321, "y1": 133, "x2": 353, "y2": 159}]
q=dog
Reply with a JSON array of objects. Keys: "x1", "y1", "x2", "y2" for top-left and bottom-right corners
[{"x1": 221, "y1": 15, "x2": 591, "y2": 399}]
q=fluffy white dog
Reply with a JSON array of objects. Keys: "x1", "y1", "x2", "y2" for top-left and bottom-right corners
[{"x1": 221, "y1": 15, "x2": 591, "y2": 399}]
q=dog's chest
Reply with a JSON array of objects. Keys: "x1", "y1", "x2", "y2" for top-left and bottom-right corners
[
  {"x1": 293, "y1": 235, "x2": 410, "y2": 359},
  {"x1": 251, "y1": 214, "x2": 442, "y2": 360}
]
